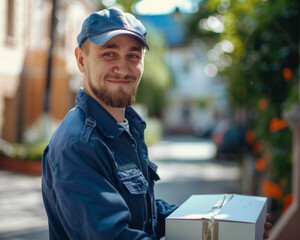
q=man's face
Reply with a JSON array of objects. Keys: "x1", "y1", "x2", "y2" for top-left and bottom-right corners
[{"x1": 77, "y1": 34, "x2": 145, "y2": 108}]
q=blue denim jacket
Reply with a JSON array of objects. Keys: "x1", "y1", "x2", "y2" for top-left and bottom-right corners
[{"x1": 42, "y1": 89, "x2": 177, "y2": 240}]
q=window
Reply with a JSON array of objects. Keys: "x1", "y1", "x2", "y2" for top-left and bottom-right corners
[{"x1": 5, "y1": 0, "x2": 16, "y2": 45}]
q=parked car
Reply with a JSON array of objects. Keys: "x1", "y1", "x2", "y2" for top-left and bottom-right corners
[{"x1": 211, "y1": 120, "x2": 246, "y2": 159}]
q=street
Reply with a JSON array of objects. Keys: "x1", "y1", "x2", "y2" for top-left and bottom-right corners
[{"x1": 0, "y1": 137, "x2": 241, "y2": 240}]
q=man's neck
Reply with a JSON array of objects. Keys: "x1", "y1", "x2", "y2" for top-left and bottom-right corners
[
  {"x1": 98, "y1": 100, "x2": 126, "y2": 123},
  {"x1": 82, "y1": 87, "x2": 126, "y2": 123}
]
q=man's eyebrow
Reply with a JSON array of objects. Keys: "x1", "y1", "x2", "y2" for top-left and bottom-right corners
[
  {"x1": 130, "y1": 46, "x2": 143, "y2": 52},
  {"x1": 98, "y1": 43, "x2": 119, "y2": 50},
  {"x1": 99, "y1": 43, "x2": 143, "y2": 52}
]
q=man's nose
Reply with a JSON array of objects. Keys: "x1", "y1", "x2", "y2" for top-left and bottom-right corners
[{"x1": 113, "y1": 58, "x2": 130, "y2": 77}]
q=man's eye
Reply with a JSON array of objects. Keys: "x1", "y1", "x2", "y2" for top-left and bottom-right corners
[
  {"x1": 104, "y1": 52, "x2": 114, "y2": 57},
  {"x1": 129, "y1": 54, "x2": 139, "y2": 58}
]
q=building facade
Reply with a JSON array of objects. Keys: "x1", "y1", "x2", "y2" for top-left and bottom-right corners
[
  {"x1": 139, "y1": 11, "x2": 228, "y2": 136},
  {"x1": 0, "y1": 0, "x2": 96, "y2": 143}
]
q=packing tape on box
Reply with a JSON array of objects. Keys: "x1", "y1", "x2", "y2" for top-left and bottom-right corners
[
  {"x1": 202, "y1": 194, "x2": 235, "y2": 240},
  {"x1": 202, "y1": 220, "x2": 219, "y2": 240}
]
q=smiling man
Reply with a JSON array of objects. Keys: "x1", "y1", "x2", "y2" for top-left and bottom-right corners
[
  {"x1": 41, "y1": 7, "x2": 271, "y2": 240},
  {"x1": 77, "y1": 34, "x2": 144, "y2": 121},
  {"x1": 41, "y1": 7, "x2": 177, "y2": 240}
]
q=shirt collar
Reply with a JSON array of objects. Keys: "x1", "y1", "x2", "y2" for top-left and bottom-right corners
[{"x1": 76, "y1": 88, "x2": 146, "y2": 138}]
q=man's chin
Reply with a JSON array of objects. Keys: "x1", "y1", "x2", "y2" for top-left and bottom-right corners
[
  {"x1": 101, "y1": 94, "x2": 135, "y2": 108},
  {"x1": 93, "y1": 86, "x2": 137, "y2": 108}
]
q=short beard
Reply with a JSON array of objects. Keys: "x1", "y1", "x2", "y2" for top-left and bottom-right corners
[
  {"x1": 86, "y1": 71, "x2": 138, "y2": 108},
  {"x1": 92, "y1": 84, "x2": 138, "y2": 108}
]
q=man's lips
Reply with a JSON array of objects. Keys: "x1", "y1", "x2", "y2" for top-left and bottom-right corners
[
  {"x1": 107, "y1": 79, "x2": 131, "y2": 84},
  {"x1": 105, "y1": 74, "x2": 136, "y2": 85}
]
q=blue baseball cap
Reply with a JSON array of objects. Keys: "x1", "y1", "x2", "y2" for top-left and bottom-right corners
[{"x1": 77, "y1": 8, "x2": 149, "y2": 50}]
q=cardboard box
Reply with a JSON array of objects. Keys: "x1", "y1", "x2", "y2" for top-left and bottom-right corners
[{"x1": 166, "y1": 194, "x2": 267, "y2": 240}]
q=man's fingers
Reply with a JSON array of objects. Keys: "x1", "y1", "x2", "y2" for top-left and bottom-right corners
[
  {"x1": 264, "y1": 214, "x2": 272, "y2": 239},
  {"x1": 265, "y1": 222, "x2": 272, "y2": 230},
  {"x1": 264, "y1": 232, "x2": 269, "y2": 239}
]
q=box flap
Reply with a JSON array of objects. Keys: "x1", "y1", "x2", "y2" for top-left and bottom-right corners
[{"x1": 167, "y1": 194, "x2": 267, "y2": 223}]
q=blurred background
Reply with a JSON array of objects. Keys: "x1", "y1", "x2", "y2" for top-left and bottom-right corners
[{"x1": 0, "y1": 0, "x2": 299, "y2": 239}]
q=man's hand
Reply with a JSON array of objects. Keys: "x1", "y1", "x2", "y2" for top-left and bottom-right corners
[{"x1": 263, "y1": 214, "x2": 272, "y2": 239}]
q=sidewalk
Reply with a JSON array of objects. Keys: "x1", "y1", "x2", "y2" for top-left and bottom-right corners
[
  {"x1": 0, "y1": 170, "x2": 48, "y2": 240},
  {"x1": 150, "y1": 137, "x2": 241, "y2": 205}
]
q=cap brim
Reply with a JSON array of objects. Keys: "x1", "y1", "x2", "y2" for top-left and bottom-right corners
[{"x1": 88, "y1": 30, "x2": 149, "y2": 50}]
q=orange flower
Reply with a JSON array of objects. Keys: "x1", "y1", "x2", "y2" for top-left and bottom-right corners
[
  {"x1": 282, "y1": 194, "x2": 294, "y2": 213},
  {"x1": 258, "y1": 99, "x2": 268, "y2": 111},
  {"x1": 269, "y1": 118, "x2": 287, "y2": 132},
  {"x1": 261, "y1": 180, "x2": 283, "y2": 199},
  {"x1": 252, "y1": 139, "x2": 264, "y2": 155},
  {"x1": 255, "y1": 158, "x2": 267, "y2": 172},
  {"x1": 279, "y1": 177, "x2": 288, "y2": 187},
  {"x1": 245, "y1": 130, "x2": 256, "y2": 145},
  {"x1": 283, "y1": 68, "x2": 293, "y2": 81},
  {"x1": 262, "y1": 152, "x2": 272, "y2": 163}
]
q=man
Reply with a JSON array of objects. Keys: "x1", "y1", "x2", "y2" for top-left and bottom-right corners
[
  {"x1": 42, "y1": 7, "x2": 271, "y2": 240},
  {"x1": 42, "y1": 7, "x2": 177, "y2": 240}
]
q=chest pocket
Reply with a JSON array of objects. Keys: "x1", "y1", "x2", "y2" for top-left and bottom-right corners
[{"x1": 118, "y1": 163, "x2": 149, "y2": 195}]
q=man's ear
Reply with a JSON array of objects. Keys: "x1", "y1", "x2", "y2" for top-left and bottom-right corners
[{"x1": 75, "y1": 47, "x2": 85, "y2": 73}]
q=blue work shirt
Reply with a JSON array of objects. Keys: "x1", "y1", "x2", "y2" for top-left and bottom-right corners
[{"x1": 42, "y1": 89, "x2": 177, "y2": 240}]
